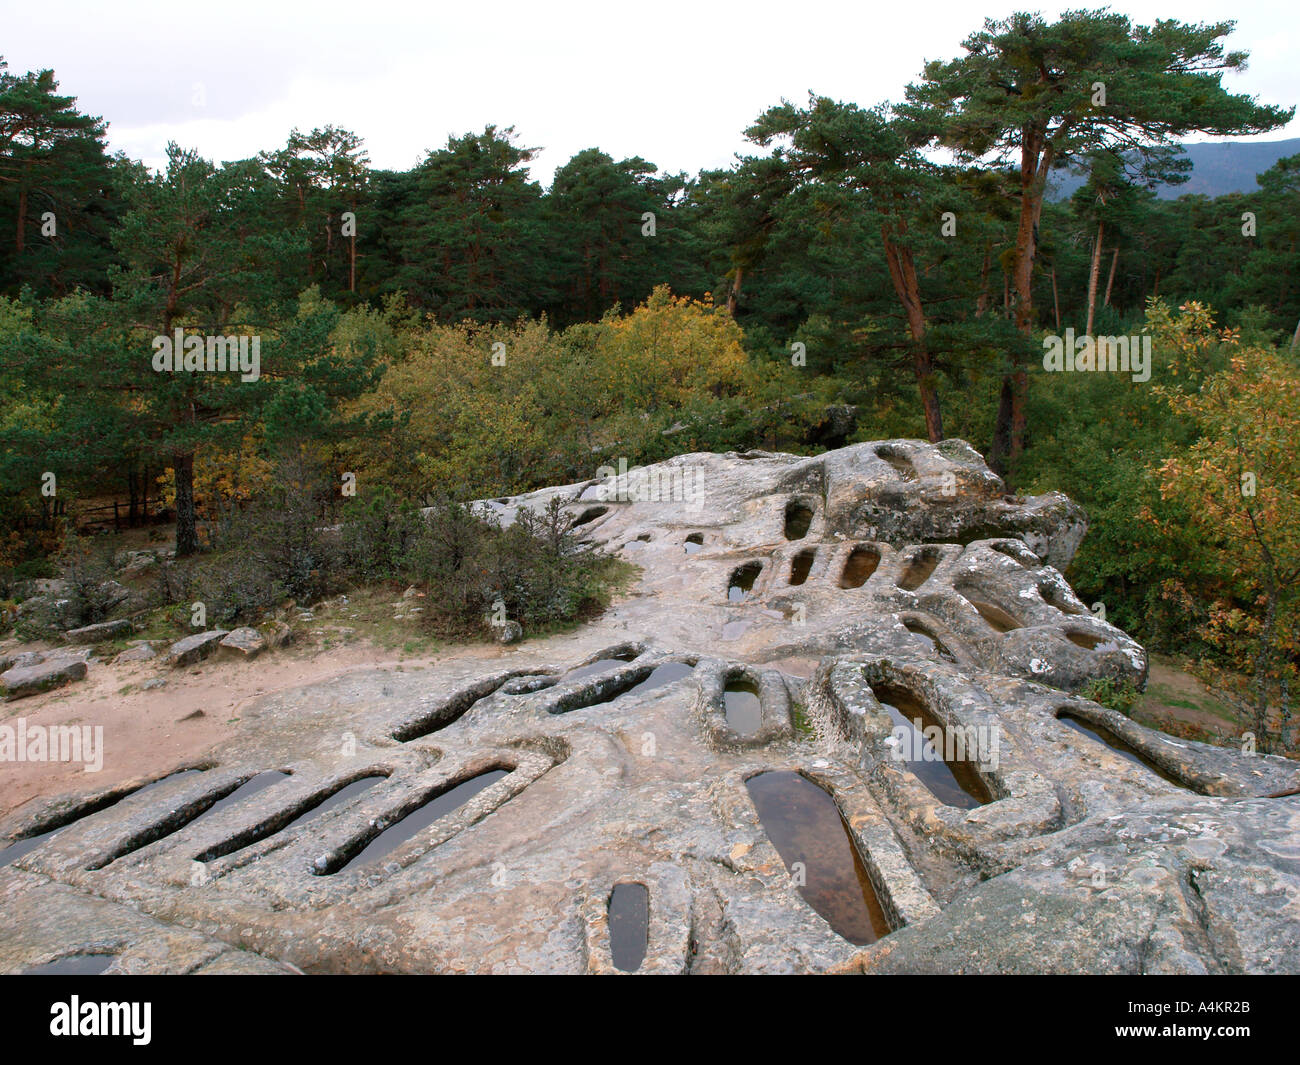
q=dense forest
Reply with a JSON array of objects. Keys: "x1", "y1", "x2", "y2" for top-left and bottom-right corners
[{"x1": 1, "y1": 10, "x2": 1297, "y2": 745}]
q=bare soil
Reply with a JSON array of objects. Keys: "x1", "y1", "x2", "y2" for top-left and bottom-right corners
[{"x1": 0, "y1": 587, "x2": 458, "y2": 824}]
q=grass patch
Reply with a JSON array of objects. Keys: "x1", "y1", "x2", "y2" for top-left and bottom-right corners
[{"x1": 790, "y1": 700, "x2": 815, "y2": 738}]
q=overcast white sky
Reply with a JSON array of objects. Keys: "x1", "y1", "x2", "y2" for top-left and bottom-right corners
[{"x1": 4, "y1": 0, "x2": 1297, "y2": 185}]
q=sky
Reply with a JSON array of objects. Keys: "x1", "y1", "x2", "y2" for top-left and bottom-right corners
[{"x1": 4, "y1": 0, "x2": 1298, "y2": 186}]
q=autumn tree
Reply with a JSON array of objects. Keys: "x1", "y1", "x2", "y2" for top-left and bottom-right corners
[{"x1": 1152, "y1": 306, "x2": 1299, "y2": 752}]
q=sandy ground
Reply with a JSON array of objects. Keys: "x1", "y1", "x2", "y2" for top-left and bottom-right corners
[{"x1": 0, "y1": 637, "x2": 451, "y2": 824}]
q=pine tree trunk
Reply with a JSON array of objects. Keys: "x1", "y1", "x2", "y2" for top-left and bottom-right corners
[
  {"x1": 726, "y1": 266, "x2": 743, "y2": 316},
  {"x1": 883, "y1": 229, "x2": 943, "y2": 442},
  {"x1": 991, "y1": 139, "x2": 1051, "y2": 477},
  {"x1": 349, "y1": 195, "x2": 357, "y2": 294},
  {"x1": 15, "y1": 183, "x2": 27, "y2": 254},
  {"x1": 1051, "y1": 266, "x2": 1061, "y2": 330},
  {"x1": 975, "y1": 245, "x2": 991, "y2": 318},
  {"x1": 1103, "y1": 246, "x2": 1119, "y2": 308},
  {"x1": 1085, "y1": 220, "x2": 1104, "y2": 336}
]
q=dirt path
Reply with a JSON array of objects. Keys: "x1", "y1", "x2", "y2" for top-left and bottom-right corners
[{"x1": 1131, "y1": 655, "x2": 1247, "y2": 748}]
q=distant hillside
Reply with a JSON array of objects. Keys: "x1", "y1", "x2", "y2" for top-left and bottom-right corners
[{"x1": 1047, "y1": 138, "x2": 1300, "y2": 201}]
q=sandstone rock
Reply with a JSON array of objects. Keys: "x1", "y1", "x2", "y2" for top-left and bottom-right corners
[
  {"x1": 40, "y1": 646, "x2": 94, "y2": 667},
  {"x1": 220, "y1": 627, "x2": 266, "y2": 660},
  {"x1": 1, "y1": 440, "x2": 1295, "y2": 975},
  {"x1": 64, "y1": 618, "x2": 135, "y2": 644},
  {"x1": 165, "y1": 630, "x2": 229, "y2": 668},
  {"x1": 1, "y1": 647, "x2": 91, "y2": 673},
  {"x1": 2, "y1": 658, "x2": 87, "y2": 700}
]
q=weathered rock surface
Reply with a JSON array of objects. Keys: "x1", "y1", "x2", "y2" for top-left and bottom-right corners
[
  {"x1": 1, "y1": 440, "x2": 1296, "y2": 975},
  {"x1": 166, "y1": 630, "x2": 230, "y2": 668}
]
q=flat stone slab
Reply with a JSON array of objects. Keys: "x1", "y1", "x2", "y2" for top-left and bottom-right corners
[
  {"x1": 64, "y1": 618, "x2": 135, "y2": 644},
  {"x1": 2, "y1": 659, "x2": 88, "y2": 700},
  {"x1": 166, "y1": 630, "x2": 230, "y2": 668}
]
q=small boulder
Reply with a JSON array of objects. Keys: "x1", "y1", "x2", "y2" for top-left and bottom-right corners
[
  {"x1": 96, "y1": 580, "x2": 132, "y2": 612},
  {"x1": 258, "y1": 620, "x2": 293, "y2": 650},
  {"x1": 495, "y1": 620, "x2": 524, "y2": 645},
  {"x1": 166, "y1": 630, "x2": 230, "y2": 668},
  {"x1": 2, "y1": 658, "x2": 88, "y2": 701},
  {"x1": 13, "y1": 578, "x2": 68, "y2": 600},
  {"x1": 220, "y1": 627, "x2": 266, "y2": 660}
]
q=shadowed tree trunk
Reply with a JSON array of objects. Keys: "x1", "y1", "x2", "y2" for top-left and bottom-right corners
[
  {"x1": 173, "y1": 452, "x2": 198, "y2": 557},
  {"x1": 883, "y1": 229, "x2": 943, "y2": 442},
  {"x1": 975, "y1": 245, "x2": 992, "y2": 318},
  {"x1": 1086, "y1": 219, "x2": 1105, "y2": 336},
  {"x1": 15, "y1": 179, "x2": 27, "y2": 253}
]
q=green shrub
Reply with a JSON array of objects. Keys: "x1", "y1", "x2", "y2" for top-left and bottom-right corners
[
  {"x1": 404, "y1": 496, "x2": 616, "y2": 639},
  {"x1": 1080, "y1": 676, "x2": 1141, "y2": 717},
  {"x1": 341, "y1": 487, "x2": 425, "y2": 583}
]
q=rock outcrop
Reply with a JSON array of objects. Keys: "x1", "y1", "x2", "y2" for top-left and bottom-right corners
[{"x1": 1, "y1": 440, "x2": 1296, "y2": 975}]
